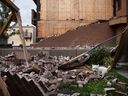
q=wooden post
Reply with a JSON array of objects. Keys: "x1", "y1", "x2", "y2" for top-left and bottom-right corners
[
  {"x1": 113, "y1": 26, "x2": 128, "y2": 67},
  {"x1": 15, "y1": 11, "x2": 29, "y2": 67},
  {"x1": 0, "y1": 76, "x2": 10, "y2": 96}
]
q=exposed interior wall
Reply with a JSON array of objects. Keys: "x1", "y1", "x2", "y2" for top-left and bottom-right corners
[
  {"x1": 38, "y1": 0, "x2": 113, "y2": 38},
  {"x1": 115, "y1": 0, "x2": 127, "y2": 17}
]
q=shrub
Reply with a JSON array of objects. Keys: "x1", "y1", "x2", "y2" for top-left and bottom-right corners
[
  {"x1": 87, "y1": 47, "x2": 112, "y2": 65},
  {"x1": 103, "y1": 57, "x2": 113, "y2": 67}
]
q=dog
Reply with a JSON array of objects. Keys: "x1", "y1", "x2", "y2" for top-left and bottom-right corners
[{"x1": 92, "y1": 64, "x2": 111, "y2": 78}]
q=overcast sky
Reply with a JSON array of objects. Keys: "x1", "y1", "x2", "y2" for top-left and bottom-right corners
[{"x1": 13, "y1": 0, "x2": 36, "y2": 26}]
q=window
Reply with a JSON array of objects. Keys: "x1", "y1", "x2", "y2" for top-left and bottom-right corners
[
  {"x1": 12, "y1": 41, "x2": 14, "y2": 44},
  {"x1": 24, "y1": 29, "x2": 28, "y2": 36},
  {"x1": 13, "y1": 29, "x2": 15, "y2": 32}
]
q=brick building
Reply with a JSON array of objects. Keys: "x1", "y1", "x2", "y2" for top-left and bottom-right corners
[{"x1": 32, "y1": 0, "x2": 113, "y2": 38}]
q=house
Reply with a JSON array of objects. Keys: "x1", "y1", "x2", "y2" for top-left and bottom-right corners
[{"x1": 7, "y1": 25, "x2": 36, "y2": 46}]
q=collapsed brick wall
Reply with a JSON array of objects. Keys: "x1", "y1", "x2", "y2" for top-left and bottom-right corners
[{"x1": 33, "y1": 22, "x2": 114, "y2": 47}]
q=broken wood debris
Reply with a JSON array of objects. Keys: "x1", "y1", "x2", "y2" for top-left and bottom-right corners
[
  {"x1": 0, "y1": 51, "x2": 127, "y2": 96},
  {"x1": 0, "y1": 51, "x2": 93, "y2": 96}
]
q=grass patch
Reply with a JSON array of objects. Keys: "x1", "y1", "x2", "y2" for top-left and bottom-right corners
[
  {"x1": 60, "y1": 80, "x2": 106, "y2": 96},
  {"x1": 59, "y1": 69, "x2": 128, "y2": 96},
  {"x1": 108, "y1": 69, "x2": 128, "y2": 83},
  {"x1": 108, "y1": 69, "x2": 128, "y2": 94}
]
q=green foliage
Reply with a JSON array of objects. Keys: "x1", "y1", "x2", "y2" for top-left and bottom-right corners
[
  {"x1": 0, "y1": 2, "x2": 11, "y2": 38},
  {"x1": 108, "y1": 69, "x2": 128, "y2": 94},
  {"x1": 0, "y1": 2, "x2": 10, "y2": 22},
  {"x1": 59, "y1": 70, "x2": 128, "y2": 96},
  {"x1": 60, "y1": 80, "x2": 106, "y2": 96},
  {"x1": 87, "y1": 47, "x2": 111, "y2": 65},
  {"x1": 108, "y1": 69, "x2": 128, "y2": 83},
  {"x1": 103, "y1": 57, "x2": 113, "y2": 67}
]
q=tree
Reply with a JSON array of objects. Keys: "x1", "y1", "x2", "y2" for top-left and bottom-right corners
[
  {"x1": 0, "y1": 2, "x2": 11, "y2": 43},
  {"x1": 0, "y1": 2, "x2": 10, "y2": 24}
]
